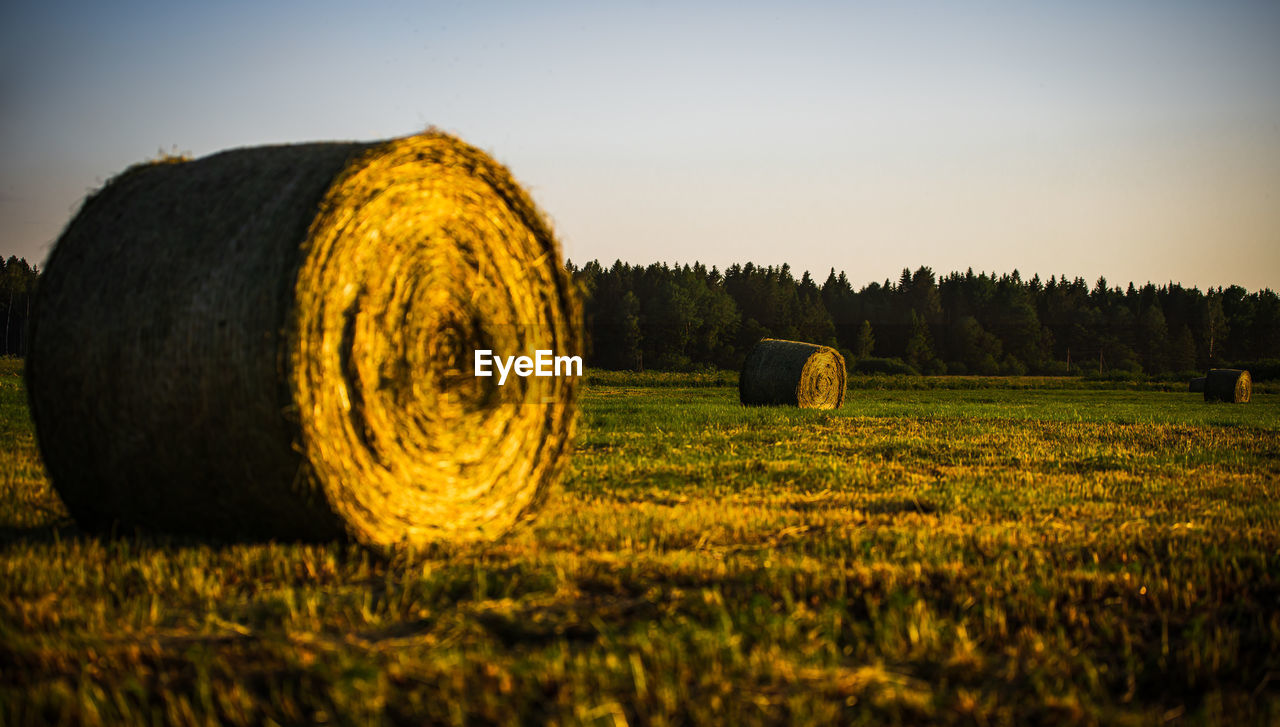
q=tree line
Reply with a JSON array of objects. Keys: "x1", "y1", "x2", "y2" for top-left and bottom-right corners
[
  {"x1": 4, "y1": 255, "x2": 1276, "y2": 377},
  {"x1": 1, "y1": 257, "x2": 38, "y2": 358},
  {"x1": 570, "y1": 260, "x2": 1280, "y2": 376}
]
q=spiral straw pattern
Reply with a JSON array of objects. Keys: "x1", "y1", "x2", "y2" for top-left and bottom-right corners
[
  {"x1": 739, "y1": 339, "x2": 846, "y2": 409},
  {"x1": 27, "y1": 131, "x2": 581, "y2": 551}
]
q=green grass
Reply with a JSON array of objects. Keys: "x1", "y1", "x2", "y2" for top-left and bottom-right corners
[{"x1": 2, "y1": 358, "x2": 1278, "y2": 725}]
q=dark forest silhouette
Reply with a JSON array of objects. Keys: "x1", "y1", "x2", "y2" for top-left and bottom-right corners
[
  {"x1": 4, "y1": 255, "x2": 1276, "y2": 378},
  {"x1": 569, "y1": 260, "x2": 1280, "y2": 378},
  {"x1": 1, "y1": 257, "x2": 38, "y2": 358}
]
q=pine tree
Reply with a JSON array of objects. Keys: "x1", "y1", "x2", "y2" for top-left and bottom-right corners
[
  {"x1": 1136, "y1": 306, "x2": 1169, "y2": 373},
  {"x1": 854, "y1": 320, "x2": 875, "y2": 358},
  {"x1": 617, "y1": 291, "x2": 642, "y2": 370},
  {"x1": 905, "y1": 310, "x2": 939, "y2": 373},
  {"x1": 1205, "y1": 291, "x2": 1228, "y2": 363},
  {"x1": 1168, "y1": 325, "x2": 1196, "y2": 373}
]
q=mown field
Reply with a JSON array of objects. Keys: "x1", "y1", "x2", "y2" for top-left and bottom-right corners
[{"x1": 2, "y1": 358, "x2": 1279, "y2": 725}]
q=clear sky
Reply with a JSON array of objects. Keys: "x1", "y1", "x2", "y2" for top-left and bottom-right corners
[{"x1": 3, "y1": 1, "x2": 1278, "y2": 290}]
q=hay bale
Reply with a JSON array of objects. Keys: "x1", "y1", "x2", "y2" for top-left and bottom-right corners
[
  {"x1": 1189, "y1": 376, "x2": 1206, "y2": 393},
  {"x1": 26, "y1": 130, "x2": 581, "y2": 551},
  {"x1": 739, "y1": 338, "x2": 845, "y2": 409},
  {"x1": 1203, "y1": 368, "x2": 1251, "y2": 403}
]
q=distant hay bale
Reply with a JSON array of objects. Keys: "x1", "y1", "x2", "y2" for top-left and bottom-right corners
[
  {"x1": 26, "y1": 130, "x2": 581, "y2": 551},
  {"x1": 1203, "y1": 368, "x2": 1251, "y2": 403},
  {"x1": 739, "y1": 338, "x2": 846, "y2": 409},
  {"x1": 1189, "y1": 376, "x2": 1206, "y2": 393}
]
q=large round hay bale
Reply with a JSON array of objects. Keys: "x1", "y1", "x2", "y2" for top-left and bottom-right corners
[
  {"x1": 26, "y1": 130, "x2": 581, "y2": 551},
  {"x1": 1189, "y1": 376, "x2": 1206, "y2": 393},
  {"x1": 1203, "y1": 368, "x2": 1251, "y2": 403},
  {"x1": 739, "y1": 338, "x2": 846, "y2": 409}
]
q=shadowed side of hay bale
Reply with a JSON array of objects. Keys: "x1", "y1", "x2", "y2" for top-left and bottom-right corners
[
  {"x1": 27, "y1": 142, "x2": 369, "y2": 540},
  {"x1": 26, "y1": 131, "x2": 581, "y2": 550},
  {"x1": 739, "y1": 338, "x2": 846, "y2": 409},
  {"x1": 1203, "y1": 369, "x2": 1251, "y2": 403},
  {"x1": 1189, "y1": 377, "x2": 1206, "y2": 393}
]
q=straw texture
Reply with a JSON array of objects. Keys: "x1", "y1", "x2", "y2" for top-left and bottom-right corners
[
  {"x1": 1203, "y1": 368, "x2": 1251, "y2": 403},
  {"x1": 739, "y1": 338, "x2": 846, "y2": 409},
  {"x1": 26, "y1": 131, "x2": 581, "y2": 551}
]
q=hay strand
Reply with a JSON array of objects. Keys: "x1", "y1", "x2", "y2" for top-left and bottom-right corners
[
  {"x1": 739, "y1": 338, "x2": 846, "y2": 409},
  {"x1": 1203, "y1": 368, "x2": 1251, "y2": 403},
  {"x1": 26, "y1": 130, "x2": 581, "y2": 551}
]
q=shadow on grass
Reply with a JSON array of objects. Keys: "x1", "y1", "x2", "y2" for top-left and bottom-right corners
[
  {"x1": 0, "y1": 518, "x2": 369, "y2": 558},
  {"x1": 0, "y1": 518, "x2": 513, "y2": 574},
  {"x1": 781, "y1": 497, "x2": 940, "y2": 515},
  {"x1": 0, "y1": 520, "x2": 81, "y2": 549}
]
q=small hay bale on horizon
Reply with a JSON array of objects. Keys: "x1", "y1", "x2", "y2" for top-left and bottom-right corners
[
  {"x1": 1203, "y1": 368, "x2": 1251, "y2": 403},
  {"x1": 739, "y1": 338, "x2": 846, "y2": 409},
  {"x1": 1189, "y1": 376, "x2": 1206, "y2": 393},
  {"x1": 26, "y1": 130, "x2": 582, "y2": 552}
]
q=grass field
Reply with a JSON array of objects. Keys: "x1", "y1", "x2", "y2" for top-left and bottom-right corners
[{"x1": 3, "y1": 358, "x2": 1279, "y2": 725}]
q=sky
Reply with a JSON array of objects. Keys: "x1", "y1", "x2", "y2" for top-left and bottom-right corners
[{"x1": 2, "y1": 0, "x2": 1278, "y2": 291}]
